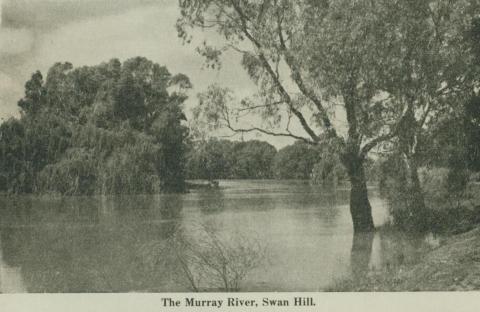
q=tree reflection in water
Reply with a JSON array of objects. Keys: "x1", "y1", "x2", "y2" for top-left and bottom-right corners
[
  {"x1": 0, "y1": 182, "x2": 433, "y2": 292},
  {"x1": 0, "y1": 195, "x2": 186, "y2": 292},
  {"x1": 350, "y1": 231, "x2": 375, "y2": 278},
  {"x1": 349, "y1": 229, "x2": 439, "y2": 283}
]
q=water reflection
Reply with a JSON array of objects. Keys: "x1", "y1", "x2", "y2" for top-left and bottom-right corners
[
  {"x1": 373, "y1": 230, "x2": 439, "y2": 271},
  {"x1": 197, "y1": 190, "x2": 226, "y2": 214},
  {"x1": 350, "y1": 232, "x2": 375, "y2": 278},
  {"x1": 348, "y1": 230, "x2": 441, "y2": 285},
  {"x1": 0, "y1": 195, "x2": 186, "y2": 292},
  {"x1": 0, "y1": 181, "x2": 438, "y2": 292},
  {"x1": 0, "y1": 233, "x2": 26, "y2": 293},
  {"x1": 156, "y1": 195, "x2": 183, "y2": 220}
]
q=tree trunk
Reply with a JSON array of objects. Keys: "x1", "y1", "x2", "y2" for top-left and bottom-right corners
[
  {"x1": 397, "y1": 105, "x2": 428, "y2": 230},
  {"x1": 342, "y1": 84, "x2": 375, "y2": 233},
  {"x1": 405, "y1": 155, "x2": 428, "y2": 231},
  {"x1": 342, "y1": 153, "x2": 375, "y2": 233},
  {"x1": 408, "y1": 158, "x2": 425, "y2": 209}
]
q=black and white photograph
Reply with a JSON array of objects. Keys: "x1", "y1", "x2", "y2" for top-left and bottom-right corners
[{"x1": 0, "y1": 0, "x2": 480, "y2": 299}]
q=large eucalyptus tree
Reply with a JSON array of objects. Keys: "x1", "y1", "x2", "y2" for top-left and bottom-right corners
[
  {"x1": 177, "y1": 0, "x2": 475, "y2": 232},
  {"x1": 376, "y1": 0, "x2": 477, "y2": 227}
]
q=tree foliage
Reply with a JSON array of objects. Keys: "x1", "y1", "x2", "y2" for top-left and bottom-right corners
[
  {"x1": 186, "y1": 139, "x2": 276, "y2": 180},
  {"x1": 0, "y1": 57, "x2": 191, "y2": 195},
  {"x1": 174, "y1": 1, "x2": 441, "y2": 232},
  {"x1": 272, "y1": 141, "x2": 319, "y2": 180},
  {"x1": 178, "y1": 0, "x2": 479, "y2": 233}
]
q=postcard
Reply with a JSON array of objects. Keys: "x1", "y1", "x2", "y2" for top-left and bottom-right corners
[{"x1": 1, "y1": 1, "x2": 479, "y2": 311}]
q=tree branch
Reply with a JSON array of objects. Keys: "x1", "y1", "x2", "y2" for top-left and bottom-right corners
[
  {"x1": 419, "y1": 101, "x2": 432, "y2": 129},
  {"x1": 359, "y1": 132, "x2": 396, "y2": 159},
  {"x1": 359, "y1": 104, "x2": 410, "y2": 158},
  {"x1": 228, "y1": 0, "x2": 320, "y2": 143},
  {"x1": 218, "y1": 96, "x2": 314, "y2": 144},
  {"x1": 225, "y1": 124, "x2": 315, "y2": 145},
  {"x1": 236, "y1": 100, "x2": 284, "y2": 112},
  {"x1": 274, "y1": 8, "x2": 336, "y2": 137}
]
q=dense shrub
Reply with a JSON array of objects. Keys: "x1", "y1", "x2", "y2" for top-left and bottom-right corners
[{"x1": 381, "y1": 163, "x2": 480, "y2": 234}]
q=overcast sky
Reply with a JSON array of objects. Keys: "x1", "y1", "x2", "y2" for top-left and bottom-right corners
[{"x1": 0, "y1": 0, "x2": 306, "y2": 147}]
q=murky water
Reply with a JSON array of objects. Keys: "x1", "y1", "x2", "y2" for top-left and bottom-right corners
[{"x1": 0, "y1": 180, "x2": 436, "y2": 292}]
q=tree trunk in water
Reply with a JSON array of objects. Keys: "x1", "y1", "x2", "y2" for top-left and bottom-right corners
[
  {"x1": 342, "y1": 85, "x2": 375, "y2": 233},
  {"x1": 343, "y1": 154, "x2": 375, "y2": 233}
]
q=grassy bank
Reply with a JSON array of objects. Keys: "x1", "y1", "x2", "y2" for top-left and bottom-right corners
[
  {"x1": 329, "y1": 227, "x2": 480, "y2": 291},
  {"x1": 329, "y1": 177, "x2": 480, "y2": 292}
]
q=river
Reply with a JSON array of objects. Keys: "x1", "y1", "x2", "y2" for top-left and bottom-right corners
[{"x1": 0, "y1": 180, "x2": 437, "y2": 292}]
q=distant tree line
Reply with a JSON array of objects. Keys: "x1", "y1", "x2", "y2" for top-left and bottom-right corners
[
  {"x1": 186, "y1": 139, "x2": 277, "y2": 180},
  {"x1": 186, "y1": 138, "x2": 380, "y2": 184},
  {"x1": 186, "y1": 139, "x2": 322, "y2": 181},
  {"x1": 0, "y1": 57, "x2": 191, "y2": 195}
]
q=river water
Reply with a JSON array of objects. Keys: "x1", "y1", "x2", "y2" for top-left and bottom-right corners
[{"x1": 0, "y1": 180, "x2": 436, "y2": 292}]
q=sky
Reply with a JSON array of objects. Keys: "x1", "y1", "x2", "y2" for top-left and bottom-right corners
[{"x1": 0, "y1": 0, "x2": 308, "y2": 148}]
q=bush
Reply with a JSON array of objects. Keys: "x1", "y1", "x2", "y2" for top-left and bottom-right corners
[
  {"x1": 162, "y1": 223, "x2": 266, "y2": 292},
  {"x1": 418, "y1": 167, "x2": 450, "y2": 208},
  {"x1": 382, "y1": 165, "x2": 480, "y2": 234}
]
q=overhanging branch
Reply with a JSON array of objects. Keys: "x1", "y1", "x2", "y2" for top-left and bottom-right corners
[
  {"x1": 236, "y1": 100, "x2": 284, "y2": 113},
  {"x1": 359, "y1": 132, "x2": 396, "y2": 159},
  {"x1": 359, "y1": 105, "x2": 411, "y2": 158},
  {"x1": 275, "y1": 9, "x2": 336, "y2": 137},
  {"x1": 228, "y1": 0, "x2": 320, "y2": 143},
  {"x1": 225, "y1": 124, "x2": 315, "y2": 145}
]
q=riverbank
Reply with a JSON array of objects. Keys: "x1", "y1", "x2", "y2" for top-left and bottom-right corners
[{"x1": 329, "y1": 226, "x2": 480, "y2": 291}]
